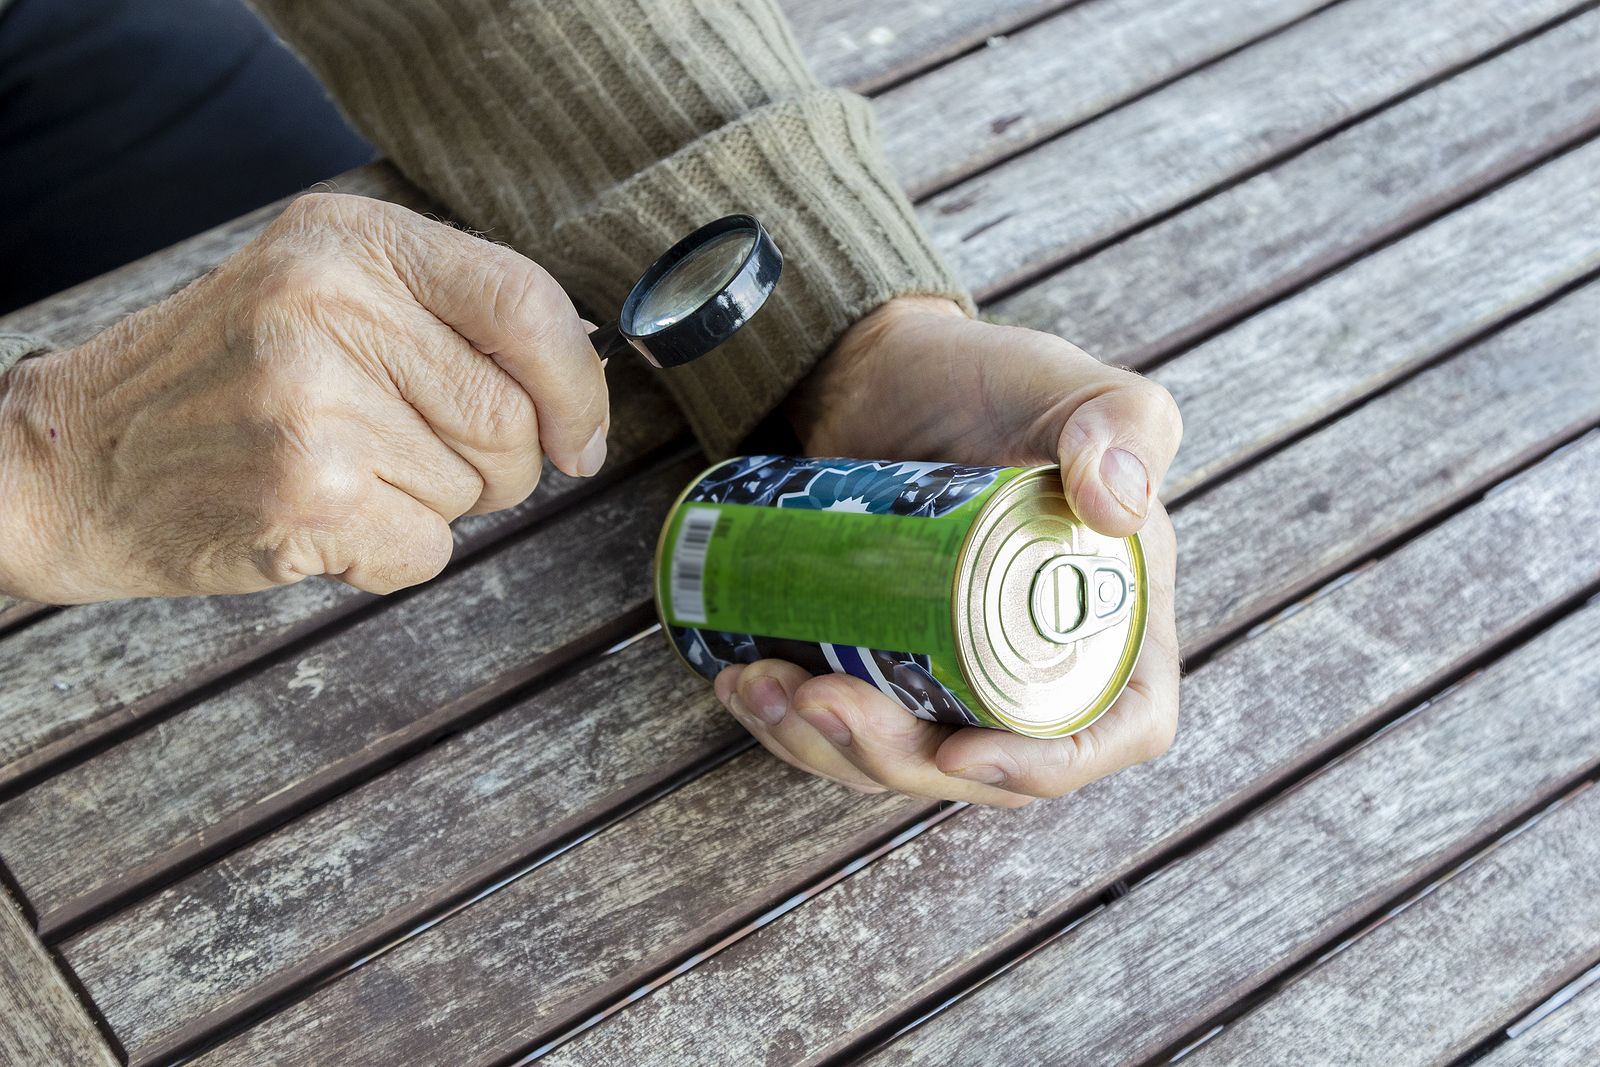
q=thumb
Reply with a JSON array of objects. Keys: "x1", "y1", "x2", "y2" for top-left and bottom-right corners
[{"x1": 1053, "y1": 373, "x2": 1182, "y2": 537}]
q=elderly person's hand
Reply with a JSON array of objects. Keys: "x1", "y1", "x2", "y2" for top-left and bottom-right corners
[
  {"x1": 715, "y1": 297, "x2": 1181, "y2": 807},
  {"x1": 0, "y1": 193, "x2": 608, "y2": 603}
]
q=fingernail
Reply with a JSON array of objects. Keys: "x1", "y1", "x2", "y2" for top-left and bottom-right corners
[
  {"x1": 575, "y1": 425, "x2": 608, "y2": 477},
  {"x1": 1100, "y1": 447, "x2": 1149, "y2": 519},
  {"x1": 745, "y1": 676, "x2": 788, "y2": 726},
  {"x1": 797, "y1": 705, "x2": 852, "y2": 747},
  {"x1": 951, "y1": 763, "x2": 1007, "y2": 785}
]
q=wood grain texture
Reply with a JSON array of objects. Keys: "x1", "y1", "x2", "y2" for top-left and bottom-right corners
[
  {"x1": 194, "y1": 753, "x2": 925, "y2": 1067},
  {"x1": 1481, "y1": 980, "x2": 1600, "y2": 1067},
  {"x1": 0, "y1": 885, "x2": 118, "y2": 1067},
  {"x1": 992, "y1": 10, "x2": 1600, "y2": 367},
  {"x1": 1184, "y1": 783, "x2": 1600, "y2": 1066},
  {"x1": 66, "y1": 279, "x2": 1600, "y2": 1059},
  {"x1": 0, "y1": 455, "x2": 700, "y2": 938},
  {"x1": 539, "y1": 434, "x2": 1600, "y2": 1067},
  {"x1": 785, "y1": 0, "x2": 1063, "y2": 92},
  {"x1": 1155, "y1": 137, "x2": 1600, "y2": 497},
  {"x1": 0, "y1": 352, "x2": 681, "y2": 795},
  {"x1": 917, "y1": 0, "x2": 1577, "y2": 297},
  {"x1": 1172, "y1": 281, "x2": 1600, "y2": 651},
  {"x1": 64, "y1": 639, "x2": 747, "y2": 1064},
  {"x1": 861, "y1": 602, "x2": 1600, "y2": 1065},
  {"x1": 876, "y1": 0, "x2": 1329, "y2": 196}
]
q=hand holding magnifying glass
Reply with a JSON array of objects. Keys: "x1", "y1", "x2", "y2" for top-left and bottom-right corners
[{"x1": 589, "y1": 214, "x2": 782, "y2": 368}]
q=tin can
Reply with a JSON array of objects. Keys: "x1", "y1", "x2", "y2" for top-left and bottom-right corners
[{"x1": 653, "y1": 455, "x2": 1147, "y2": 737}]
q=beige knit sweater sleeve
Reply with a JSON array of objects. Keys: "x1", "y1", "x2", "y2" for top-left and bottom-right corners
[{"x1": 249, "y1": 0, "x2": 973, "y2": 455}]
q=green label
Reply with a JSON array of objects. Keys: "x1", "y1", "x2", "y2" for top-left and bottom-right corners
[{"x1": 659, "y1": 471, "x2": 1019, "y2": 655}]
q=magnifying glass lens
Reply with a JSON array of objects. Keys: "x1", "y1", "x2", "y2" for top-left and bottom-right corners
[{"x1": 635, "y1": 228, "x2": 757, "y2": 332}]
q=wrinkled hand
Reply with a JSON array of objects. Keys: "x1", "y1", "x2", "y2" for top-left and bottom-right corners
[
  {"x1": 716, "y1": 297, "x2": 1181, "y2": 807},
  {"x1": 0, "y1": 193, "x2": 608, "y2": 602}
]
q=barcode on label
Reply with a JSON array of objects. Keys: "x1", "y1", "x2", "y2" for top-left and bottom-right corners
[{"x1": 670, "y1": 506, "x2": 720, "y2": 624}]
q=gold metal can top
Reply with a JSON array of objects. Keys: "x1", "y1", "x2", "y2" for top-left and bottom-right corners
[{"x1": 953, "y1": 467, "x2": 1147, "y2": 738}]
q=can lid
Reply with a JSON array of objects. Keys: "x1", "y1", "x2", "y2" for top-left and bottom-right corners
[{"x1": 954, "y1": 468, "x2": 1147, "y2": 738}]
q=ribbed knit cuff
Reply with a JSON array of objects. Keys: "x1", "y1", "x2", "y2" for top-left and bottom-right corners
[
  {"x1": 547, "y1": 89, "x2": 974, "y2": 456},
  {"x1": 0, "y1": 333, "x2": 52, "y2": 377}
]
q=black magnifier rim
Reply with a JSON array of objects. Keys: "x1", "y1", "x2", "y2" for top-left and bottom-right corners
[{"x1": 619, "y1": 213, "x2": 782, "y2": 369}]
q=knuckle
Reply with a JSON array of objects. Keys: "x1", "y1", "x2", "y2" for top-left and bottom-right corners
[
  {"x1": 281, "y1": 191, "x2": 355, "y2": 228},
  {"x1": 489, "y1": 257, "x2": 563, "y2": 343},
  {"x1": 257, "y1": 529, "x2": 325, "y2": 586},
  {"x1": 1142, "y1": 380, "x2": 1183, "y2": 438},
  {"x1": 404, "y1": 520, "x2": 456, "y2": 585},
  {"x1": 472, "y1": 374, "x2": 539, "y2": 449},
  {"x1": 241, "y1": 255, "x2": 352, "y2": 338},
  {"x1": 268, "y1": 451, "x2": 366, "y2": 529}
]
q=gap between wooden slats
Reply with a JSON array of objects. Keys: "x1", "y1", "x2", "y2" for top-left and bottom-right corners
[
  {"x1": 1466, "y1": 963, "x2": 1600, "y2": 1067},
  {"x1": 1014, "y1": 6, "x2": 1600, "y2": 376}
]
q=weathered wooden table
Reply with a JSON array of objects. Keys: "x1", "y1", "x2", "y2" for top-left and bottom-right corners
[{"x1": 4, "y1": 1, "x2": 1599, "y2": 1063}]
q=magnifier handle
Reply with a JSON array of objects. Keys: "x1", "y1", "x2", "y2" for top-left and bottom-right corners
[{"x1": 588, "y1": 321, "x2": 632, "y2": 361}]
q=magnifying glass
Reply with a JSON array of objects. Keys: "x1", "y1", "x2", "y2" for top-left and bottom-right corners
[{"x1": 589, "y1": 214, "x2": 782, "y2": 368}]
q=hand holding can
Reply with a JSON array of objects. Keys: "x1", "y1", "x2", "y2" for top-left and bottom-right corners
[{"x1": 706, "y1": 297, "x2": 1182, "y2": 807}]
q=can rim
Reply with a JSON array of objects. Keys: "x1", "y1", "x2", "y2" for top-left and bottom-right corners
[{"x1": 949, "y1": 466, "x2": 1149, "y2": 739}]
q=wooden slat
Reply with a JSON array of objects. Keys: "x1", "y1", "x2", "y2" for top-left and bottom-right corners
[
  {"x1": 533, "y1": 433, "x2": 1600, "y2": 1067},
  {"x1": 856, "y1": 602, "x2": 1600, "y2": 1064},
  {"x1": 63, "y1": 276, "x2": 1600, "y2": 1057},
  {"x1": 783, "y1": 0, "x2": 1063, "y2": 92},
  {"x1": 0, "y1": 886, "x2": 118, "y2": 1067},
  {"x1": 1481, "y1": 979, "x2": 1600, "y2": 1067},
  {"x1": 1174, "y1": 281, "x2": 1600, "y2": 650},
  {"x1": 992, "y1": 9, "x2": 1600, "y2": 367},
  {"x1": 1157, "y1": 135, "x2": 1600, "y2": 497},
  {"x1": 1184, "y1": 783, "x2": 1600, "y2": 1065},
  {"x1": 918, "y1": 0, "x2": 1578, "y2": 297},
  {"x1": 0, "y1": 454, "x2": 700, "y2": 938},
  {"x1": 875, "y1": 0, "x2": 1330, "y2": 196},
  {"x1": 61, "y1": 638, "x2": 747, "y2": 1064}
]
